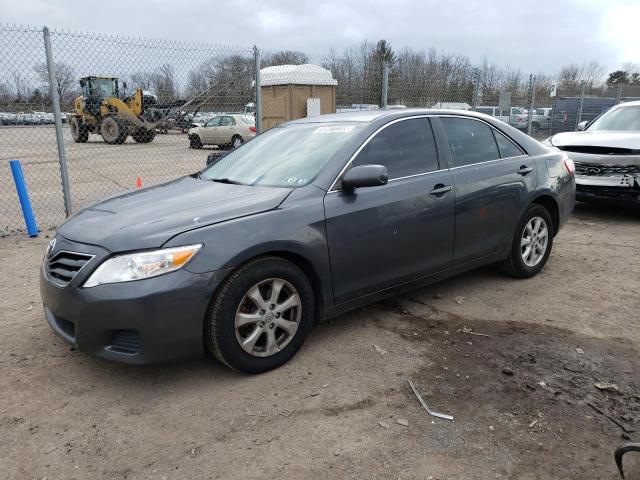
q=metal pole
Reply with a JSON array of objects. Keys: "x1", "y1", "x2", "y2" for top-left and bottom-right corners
[
  {"x1": 381, "y1": 61, "x2": 389, "y2": 109},
  {"x1": 472, "y1": 67, "x2": 480, "y2": 110},
  {"x1": 576, "y1": 80, "x2": 586, "y2": 129},
  {"x1": 615, "y1": 83, "x2": 623, "y2": 104},
  {"x1": 253, "y1": 45, "x2": 262, "y2": 134},
  {"x1": 43, "y1": 26, "x2": 72, "y2": 216},
  {"x1": 526, "y1": 74, "x2": 536, "y2": 136}
]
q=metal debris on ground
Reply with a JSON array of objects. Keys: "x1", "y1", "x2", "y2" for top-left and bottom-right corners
[
  {"x1": 459, "y1": 326, "x2": 491, "y2": 337},
  {"x1": 407, "y1": 378, "x2": 454, "y2": 421},
  {"x1": 373, "y1": 344, "x2": 388, "y2": 356},
  {"x1": 615, "y1": 443, "x2": 640, "y2": 479},
  {"x1": 397, "y1": 418, "x2": 409, "y2": 427},
  {"x1": 502, "y1": 367, "x2": 514, "y2": 376},
  {"x1": 529, "y1": 419, "x2": 539, "y2": 428},
  {"x1": 378, "y1": 421, "x2": 390, "y2": 429},
  {"x1": 594, "y1": 382, "x2": 619, "y2": 393},
  {"x1": 586, "y1": 400, "x2": 635, "y2": 434},
  {"x1": 455, "y1": 296, "x2": 464, "y2": 305},
  {"x1": 576, "y1": 348, "x2": 584, "y2": 354},
  {"x1": 279, "y1": 408, "x2": 295, "y2": 418}
]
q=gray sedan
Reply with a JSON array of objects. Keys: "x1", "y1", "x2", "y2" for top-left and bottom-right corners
[{"x1": 40, "y1": 109, "x2": 575, "y2": 373}]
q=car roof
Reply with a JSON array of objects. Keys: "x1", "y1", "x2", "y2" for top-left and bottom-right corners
[{"x1": 288, "y1": 108, "x2": 509, "y2": 125}]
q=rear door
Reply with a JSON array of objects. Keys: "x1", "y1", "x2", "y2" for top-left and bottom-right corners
[
  {"x1": 218, "y1": 116, "x2": 236, "y2": 145},
  {"x1": 324, "y1": 117, "x2": 455, "y2": 304},
  {"x1": 434, "y1": 116, "x2": 537, "y2": 263}
]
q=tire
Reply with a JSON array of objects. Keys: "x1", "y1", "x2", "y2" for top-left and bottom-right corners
[
  {"x1": 231, "y1": 135, "x2": 244, "y2": 149},
  {"x1": 100, "y1": 116, "x2": 127, "y2": 144},
  {"x1": 132, "y1": 128, "x2": 156, "y2": 143},
  {"x1": 189, "y1": 134, "x2": 203, "y2": 149},
  {"x1": 498, "y1": 204, "x2": 554, "y2": 278},
  {"x1": 206, "y1": 257, "x2": 315, "y2": 374},
  {"x1": 70, "y1": 117, "x2": 89, "y2": 143}
]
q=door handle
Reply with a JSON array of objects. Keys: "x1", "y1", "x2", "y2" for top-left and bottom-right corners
[
  {"x1": 429, "y1": 184, "x2": 453, "y2": 196},
  {"x1": 518, "y1": 165, "x2": 533, "y2": 175}
]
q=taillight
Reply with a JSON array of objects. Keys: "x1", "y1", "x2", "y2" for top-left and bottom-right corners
[
  {"x1": 562, "y1": 153, "x2": 575, "y2": 176},
  {"x1": 249, "y1": 126, "x2": 256, "y2": 133}
]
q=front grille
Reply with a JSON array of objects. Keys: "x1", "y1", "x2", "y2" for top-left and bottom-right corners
[
  {"x1": 108, "y1": 330, "x2": 141, "y2": 354},
  {"x1": 46, "y1": 250, "x2": 94, "y2": 286},
  {"x1": 559, "y1": 145, "x2": 639, "y2": 155},
  {"x1": 574, "y1": 161, "x2": 640, "y2": 177}
]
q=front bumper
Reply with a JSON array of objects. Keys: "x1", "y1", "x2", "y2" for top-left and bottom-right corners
[
  {"x1": 39, "y1": 238, "x2": 232, "y2": 364},
  {"x1": 575, "y1": 175, "x2": 640, "y2": 204}
]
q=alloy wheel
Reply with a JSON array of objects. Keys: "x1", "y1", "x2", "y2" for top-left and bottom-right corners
[
  {"x1": 520, "y1": 216, "x2": 549, "y2": 267},
  {"x1": 234, "y1": 278, "x2": 301, "y2": 357}
]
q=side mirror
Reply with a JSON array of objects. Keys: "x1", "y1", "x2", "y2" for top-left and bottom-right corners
[
  {"x1": 577, "y1": 121, "x2": 588, "y2": 131},
  {"x1": 341, "y1": 164, "x2": 388, "y2": 190}
]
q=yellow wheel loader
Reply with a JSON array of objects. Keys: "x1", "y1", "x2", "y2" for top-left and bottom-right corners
[{"x1": 69, "y1": 76, "x2": 162, "y2": 144}]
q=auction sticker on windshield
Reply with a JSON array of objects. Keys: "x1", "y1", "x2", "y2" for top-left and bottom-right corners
[{"x1": 313, "y1": 125, "x2": 356, "y2": 134}]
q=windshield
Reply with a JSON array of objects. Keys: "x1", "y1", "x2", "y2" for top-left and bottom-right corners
[
  {"x1": 589, "y1": 105, "x2": 640, "y2": 132},
  {"x1": 89, "y1": 78, "x2": 117, "y2": 98},
  {"x1": 200, "y1": 123, "x2": 364, "y2": 188}
]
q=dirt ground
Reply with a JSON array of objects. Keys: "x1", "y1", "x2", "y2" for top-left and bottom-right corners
[{"x1": 0, "y1": 202, "x2": 638, "y2": 480}]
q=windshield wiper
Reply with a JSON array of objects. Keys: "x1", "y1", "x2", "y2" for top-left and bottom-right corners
[{"x1": 208, "y1": 177, "x2": 246, "y2": 185}]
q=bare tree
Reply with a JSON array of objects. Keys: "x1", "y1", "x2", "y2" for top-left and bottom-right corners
[
  {"x1": 152, "y1": 64, "x2": 178, "y2": 103},
  {"x1": 262, "y1": 50, "x2": 309, "y2": 67},
  {"x1": 33, "y1": 62, "x2": 75, "y2": 103}
]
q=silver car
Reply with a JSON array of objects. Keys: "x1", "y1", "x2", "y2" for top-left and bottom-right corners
[
  {"x1": 543, "y1": 101, "x2": 640, "y2": 205},
  {"x1": 188, "y1": 114, "x2": 256, "y2": 149}
]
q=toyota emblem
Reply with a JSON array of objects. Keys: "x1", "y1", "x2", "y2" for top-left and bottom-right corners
[{"x1": 46, "y1": 237, "x2": 57, "y2": 257}]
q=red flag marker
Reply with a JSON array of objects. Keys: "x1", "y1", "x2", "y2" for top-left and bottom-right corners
[{"x1": 136, "y1": 177, "x2": 142, "y2": 189}]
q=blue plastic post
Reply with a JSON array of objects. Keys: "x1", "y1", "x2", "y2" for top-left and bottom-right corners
[{"x1": 9, "y1": 159, "x2": 39, "y2": 237}]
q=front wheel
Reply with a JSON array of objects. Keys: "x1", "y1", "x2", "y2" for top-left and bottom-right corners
[
  {"x1": 100, "y1": 116, "x2": 127, "y2": 144},
  {"x1": 189, "y1": 134, "x2": 203, "y2": 149},
  {"x1": 498, "y1": 204, "x2": 554, "y2": 278},
  {"x1": 132, "y1": 128, "x2": 156, "y2": 143},
  {"x1": 206, "y1": 257, "x2": 314, "y2": 373}
]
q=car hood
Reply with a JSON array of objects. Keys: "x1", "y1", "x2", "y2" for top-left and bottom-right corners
[
  {"x1": 551, "y1": 131, "x2": 640, "y2": 150},
  {"x1": 58, "y1": 176, "x2": 293, "y2": 251}
]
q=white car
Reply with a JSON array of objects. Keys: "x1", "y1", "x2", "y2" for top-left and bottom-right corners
[{"x1": 188, "y1": 114, "x2": 256, "y2": 149}]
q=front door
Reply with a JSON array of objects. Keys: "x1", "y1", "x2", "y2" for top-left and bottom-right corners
[{"x1": 324, "y1": 117, "x2": 455, "y2": 305}]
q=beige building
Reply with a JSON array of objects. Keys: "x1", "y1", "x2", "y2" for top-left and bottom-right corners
[{"x1": 260, "y1": 64, "x2": 337, "y2": 129}]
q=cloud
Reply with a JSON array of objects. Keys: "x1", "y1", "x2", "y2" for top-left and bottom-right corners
[{"x1": 0, "y1": 0, "x2": 631, "y2": 73}]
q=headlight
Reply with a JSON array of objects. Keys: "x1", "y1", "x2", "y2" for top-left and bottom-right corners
[{"x1": 83, "y1": 244, "x2": 202, "y2": 288}]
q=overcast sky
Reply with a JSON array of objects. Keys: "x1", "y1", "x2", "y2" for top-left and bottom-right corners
[{"x1": 2, "y1": 0, "x2": 639, "y2": 74}]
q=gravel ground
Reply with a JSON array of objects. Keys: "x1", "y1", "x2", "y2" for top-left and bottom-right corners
[
  {"x1": 0, "y1": 126, "x2": 215, "y2": 232},
  {"x1": 0, "y1": 202, "x2": 638, "y2": 479}
]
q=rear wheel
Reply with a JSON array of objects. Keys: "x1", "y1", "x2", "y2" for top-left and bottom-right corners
[
  {"x1": 231, "y1": 135, "x2": 244, "y2": 149},
  {"x1": 189, "y1": 134, "x2": 203, "y2": 149},
  {"x1": 498, "y1": 204, "x2": 554, "y2": 278},
  {"x1": 132, "y1": 128, "x2": 156, "y2": 143},
  {"x1": 206, "y1": 257, "x2": 314, "y2": 373},
  {"x1": 70, "y1": 117, "x2": 89, "y2": 143},
  {"x1": 100, "y1": 116, "x2": 127, "y2": 144}
]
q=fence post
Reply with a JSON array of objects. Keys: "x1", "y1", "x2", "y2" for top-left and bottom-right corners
[
  {"x1": 43, "y1": 26, "x2": 72, "y2": 217},
  {"x1": 381, "y1": 61, "x2": 389, "y2": 109},
  {"x1": 526, "y1": 74, "x2": 536, "y2": 136},
  {"x1": 253, "y1": 45, "x2": 262, "y2": 134},
  {"x1": 472, "y1": 67, "x2": 481, "y2": 110},
  {"x1": 576, "y1": 80, "x2": 586, "y2": 129},
  {"x1": 615, "y1": 83, "x2": 623, "y2": 104}
]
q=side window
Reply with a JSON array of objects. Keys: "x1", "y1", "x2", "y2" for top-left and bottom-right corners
[
  {"x1": 493, "y1": 129, "x2": 525, "y2": 158},
  {"x1": 220, "y1": 116, "x2": 235, "y2": 126},
  {"x1": 440, "y1": 117, "x2": 500, "y2": 167},
  {"x1": 352, "y1": 118, "x2": 439, "y2": 179},
  {"x1": 205, "y1": 117, "x2": 221, "y2": 127}
]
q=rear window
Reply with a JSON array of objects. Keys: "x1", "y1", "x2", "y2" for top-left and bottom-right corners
[{"x1": 440, "y1": 117, "x2": 500, "y2": 167}]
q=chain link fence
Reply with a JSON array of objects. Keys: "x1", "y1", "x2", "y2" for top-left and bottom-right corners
[{"x1": 2, "y1": 24, "x2": 640, "y2": 234}]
